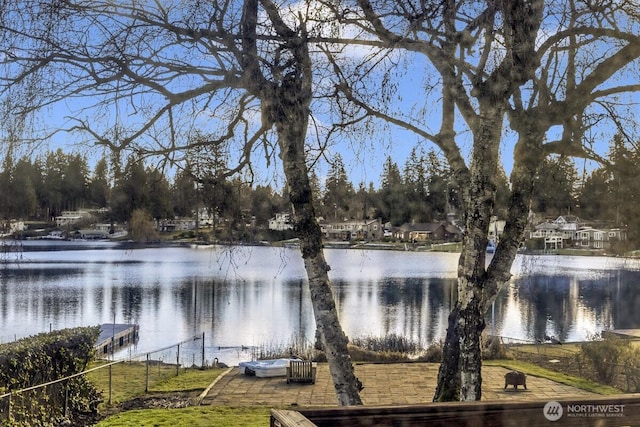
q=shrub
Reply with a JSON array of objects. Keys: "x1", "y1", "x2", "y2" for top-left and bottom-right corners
[
  {"x1": 0, "y1": 326, "x2": 102, "y2": 426},
  {"x1": 483, "y1": 336, "x2": 509, "y2": 360},
  {"x1": 419, "y1": 341, "x2": 443, "y2": 363},
  {"x1": 580, "y1": 334, "x2": 629, "y2": 385},
  {"x1": 622, "y1": 347, "x2": 640, "y2": 392}
]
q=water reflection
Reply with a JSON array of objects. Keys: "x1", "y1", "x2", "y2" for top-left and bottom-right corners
[{"x1": 1, "y1": 245, "x2": 639, "y2": 364}]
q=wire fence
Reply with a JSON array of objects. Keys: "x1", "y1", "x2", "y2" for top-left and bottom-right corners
[{"x1": 0, "y1": 332, "x2": 214, "y2": 425}]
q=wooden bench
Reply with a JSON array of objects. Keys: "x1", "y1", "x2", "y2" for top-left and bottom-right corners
[{"x1": 286, "y1": 360, "x2": 317, "y2": 384}]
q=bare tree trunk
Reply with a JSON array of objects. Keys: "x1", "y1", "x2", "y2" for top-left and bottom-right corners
[
  {"x1": 241, "y1": 0, "x2": 362, "y2": 405},
  {"x1": 434, "y1": 101, "x2": 502, "y2": 401},
  {"x1": 274, "y1": 84, "x2": 363, "y2": 405}
]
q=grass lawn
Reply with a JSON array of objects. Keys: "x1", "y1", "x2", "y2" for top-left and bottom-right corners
[
  {"x1": 88, "y1": 364, "x2": 270, "y2": 426},
  {"x1": 483, "y1": 359, "x2": 621, "y2": 395},
  {"x1": 94, "y1": 406, "x2": 271, "y2": 427},
  {"x1": 86, "y1": 361, "x2": 225, "y2": 405}
]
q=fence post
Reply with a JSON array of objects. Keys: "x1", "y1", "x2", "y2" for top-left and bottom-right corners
[
  {"x1": 201, "y1": 332, "x2": 205, "y2": 368},
  {"x1": 63, "y1": 380, "x2": 69, "y2": 418},
  {"x1": 176, "y1": 344, "x2": 180, "y2": 376},
  {"x1": 145, "y1": 353, "x2": 150, "y2": 393},
  {"x1": 108, "y1": 363, "x2": 113, "y2": 405}
]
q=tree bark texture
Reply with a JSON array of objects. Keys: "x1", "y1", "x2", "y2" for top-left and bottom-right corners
[
  {"x1": 275, "y1": 91, "x2": 363, "y2": 406},
  {"x1": 262, "y1": 14, "x2": 362, "y2": 404},
  {"x1": 434, "y1": 100, "x2": 503, "y2": 402}
]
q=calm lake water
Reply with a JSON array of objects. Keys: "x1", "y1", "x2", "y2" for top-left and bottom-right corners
[{"x1": 2, "y1": 241, "x2": 640, "y2": 365}]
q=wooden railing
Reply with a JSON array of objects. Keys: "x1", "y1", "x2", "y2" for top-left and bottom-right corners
[{"x1": 271, "y1": 394, "x2": 640, "y2": 427}]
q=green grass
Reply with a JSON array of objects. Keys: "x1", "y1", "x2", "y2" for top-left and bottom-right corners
[
  {"x1": 94, "y1": 406, "x2": 271, "y2": 427},
  {"x1": 90, "y1": 366, "x2": 259, "y2": 426},
  {"x1": 147, "y1": 367, "x2": 227, "y2": 393},
  {"x1": 484, "y1": 359, "x2": 622, "y2": 395},
  {"x1": 86, "y1": 361, "x2": 180, "y2": 404},
  {"x1": 86, "y1": 361, "x2": 225, "y2": 403}
]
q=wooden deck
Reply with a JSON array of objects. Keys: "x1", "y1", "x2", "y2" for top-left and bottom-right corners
[
  {"x1": 272, "y1": 395, "x2": 640, "y2": 426},
  {"x1": 96, "y1": 323, "x2": 139, "y2": 356}
]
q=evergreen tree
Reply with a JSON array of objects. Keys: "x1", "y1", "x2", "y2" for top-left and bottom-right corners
[
  {"x1": 88, "y1": 157, "x2": 110, "y2": 209},
  {"x1": 147, "y1": 167, "x2": 174, "y2": 220},
  {"x1": 424, "y1": 149, "x2": 449, "y2": 221},
  {"x1": 579, "y1": 168, "x2": 612, "y2": 221},
  {"x1": 12, "y1": 158, "x2": 38, "y2": 219},
  {"x1": 403, "y1": 147, "x2": 429, "y2": 222},
  {"x1": 110, "y1": 157, "x2": 149, "y2": 223},
  {"x1": 0, "y1": 148, "x2": 15, "y2": 219},
  {"x1": 379, "y1": 156, "x2": 408, "y2": 225},
  {"x1": 251, "y1": 184, "x2": 283, "y2": 226},
  {"x1": 322, "y1": 154, "x2": 354, "y2": 220},
  {"x1": 532, "y1": 155, "x2": 578, "y2": 216},
  {"x1": 352, "y1": 181, "x2": 376, "y2": 220},
  {"x1": 172, "y1": 164, "x2": 199, "y2": 218},
  {"x1": 607, "y1": 134, "x2": 640, "y2": 241},
  {"x1": 308, "y1": 169, "x2": 323, "y2": 217},
  {"x1": 41, "y1": 149, "x2": 68, "y2": 218},
  {"x1": 63, "y1": 154, "x2": 90, "y2": 211}
]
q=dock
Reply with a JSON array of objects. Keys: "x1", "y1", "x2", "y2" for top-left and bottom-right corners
[{"x1": 96, "y1": 323, "x2": 139, "y2": 356}]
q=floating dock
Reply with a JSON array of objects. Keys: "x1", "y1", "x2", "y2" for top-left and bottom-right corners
[{"x1": 96, "y1": 323, "x2": 139, "y2": 356}]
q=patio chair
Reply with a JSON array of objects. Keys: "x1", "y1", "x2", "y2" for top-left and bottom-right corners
[{"x1": 286, "y1": 360, "x2": 317, "y2": 384}]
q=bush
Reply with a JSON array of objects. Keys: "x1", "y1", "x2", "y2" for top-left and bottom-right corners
[
  {"x1": 580, "y1": 335, "x2": 629, "y2": 385},
  {"x1": 482, "y1": 336, "x2": 508, "y2": 360},
  {"x1": 419, "y1": 341, "x2": 443, "y2": 363},
  {"x1": 622, "y1": 346, "x2": 640, "y2": 392},
  {"x1": 0, "y1": 327, "x2": 102, "y2": 426}
]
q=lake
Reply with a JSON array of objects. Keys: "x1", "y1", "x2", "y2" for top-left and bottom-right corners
[{"x1": 1, "y1": 241, "x2": 640, "y2": 365}]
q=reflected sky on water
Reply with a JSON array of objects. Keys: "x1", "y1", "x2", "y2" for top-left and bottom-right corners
[{"x1": 1, "y1": 242, "x2": 640, "y2": 364}]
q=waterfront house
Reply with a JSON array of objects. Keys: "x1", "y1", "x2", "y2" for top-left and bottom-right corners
[
  {"x1": 321, "y1": 218, "x2": 383, "y2": 241},
  {"x1": 55, "y1": 210, "x2": 92, "y2": 227},
  {"x1": 395, "y1": 221, "x2": 462, "y2": 242},
  {"x1": 268, "y1": 212, "x2": 294, "y2": 231},
  {"x1": 528, "y1": 214, "x2": 627, "y2": 250}
]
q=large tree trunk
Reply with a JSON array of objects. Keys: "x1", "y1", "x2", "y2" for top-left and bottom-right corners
[
  {"x1": 434, "y1": 101, "x2": 502, "y2": 401},
  {"x1": 241, "y1": 0, "x2": 362, "y2": 405},
  {"x1": 434, "y1": 103, "x2": 548, "y2": 401},
  {"x1": 268, "y1": 38, "x2": 362, "y2": 406},
  {"x1": 275, "y1": 97, "x2": 363, "y2": 406}
]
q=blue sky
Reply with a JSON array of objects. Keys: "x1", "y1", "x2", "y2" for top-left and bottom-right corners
[{"x1": 8, "y1": 2, "x2": 639, "y2": 192}]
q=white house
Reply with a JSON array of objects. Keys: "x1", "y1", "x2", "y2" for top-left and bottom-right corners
[
  {"x1": 55, "y1": 210, "x2": 92, "y2": 227},
  {"x1": 321, "y1": 218, "x2": 383, "y2": 241},
  {"x1": 268, "y1": 213, "x2": 294, "y2": 231}
]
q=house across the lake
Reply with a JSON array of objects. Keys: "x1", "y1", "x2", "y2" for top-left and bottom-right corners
[
  {"x1": 319, "y1": 218, "x2": 383, "y2": 241},
  {"x1": 393, "y1": 221, "x2": 463, "y2": 243},
  {"x1": 528, "y1": 215, "x2": 627, "y2": 250}
]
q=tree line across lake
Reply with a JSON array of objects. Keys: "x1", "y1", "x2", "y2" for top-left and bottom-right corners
[{"x1": 2, "y1": 133, "x2": 639, "y2": 245}]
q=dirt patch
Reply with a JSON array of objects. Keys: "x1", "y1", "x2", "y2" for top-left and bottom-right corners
[
  {"x1": 117, "y1": 393, "x2": 195, "y2": 411},
  {"x1": 92, "y1": 392, "x2": 197, "y2": 425}
]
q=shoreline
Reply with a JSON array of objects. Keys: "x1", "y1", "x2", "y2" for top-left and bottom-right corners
[{"x1": 3, "y1": 236, "x2": 638, "y2": 258}]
